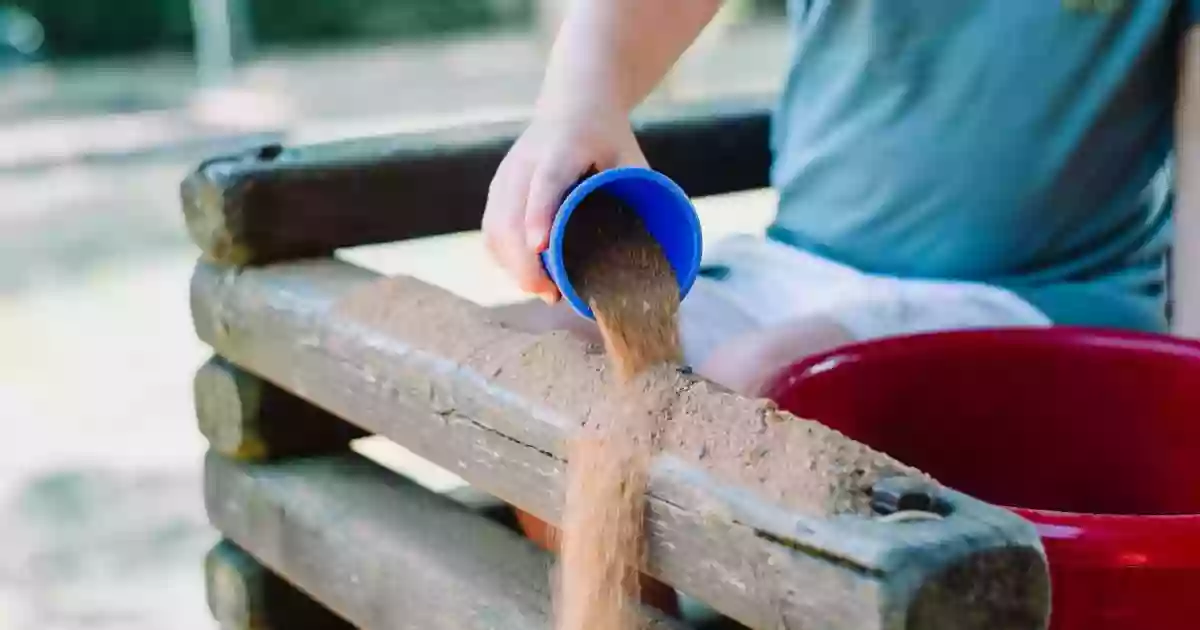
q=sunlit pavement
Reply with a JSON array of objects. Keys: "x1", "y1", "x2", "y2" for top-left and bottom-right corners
[{"x1": 0, "y1": 251, "x2": 214, "y2": 630}]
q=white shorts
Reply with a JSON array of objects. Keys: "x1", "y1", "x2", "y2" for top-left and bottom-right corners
[{"x1": 678, "y1": 235, "x2": 1051, "y2": 366}]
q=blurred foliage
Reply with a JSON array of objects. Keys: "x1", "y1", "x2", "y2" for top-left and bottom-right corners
[
  {"x1": 12, "y1": 0, "x2": 193, "y2": 58},
  {"x1": 12, "y1": 0, "x2": 533, "y2": 59},
  {"x1": 249, "y1": 0, "x2": 531, "y2": 45},
  {"x1": 12, "y1": 0, "x2": 786, "y2": 60}
]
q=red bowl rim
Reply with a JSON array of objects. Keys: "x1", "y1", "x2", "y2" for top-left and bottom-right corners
[
  {"x1": 768, "y1": 327, "x2": 1200, "y2": 566},
  {"x1": 780, "y1": 326, "x2": 1200, "y2": 368},
  {"x1": 1012, "y1": 507, "x2": 1200, "y2": 567}
]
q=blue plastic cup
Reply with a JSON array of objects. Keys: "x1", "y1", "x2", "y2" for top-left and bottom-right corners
[{"x1": 541, "y1": 166, "x2": 703, "y2": 320}]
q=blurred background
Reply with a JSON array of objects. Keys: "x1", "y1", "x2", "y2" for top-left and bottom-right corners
[{"x1": 0, "y1": 1, "x2": 788, "y2": 628}]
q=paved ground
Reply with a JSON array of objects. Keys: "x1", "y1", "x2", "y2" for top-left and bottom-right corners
[{"x1": 0, "y1": 24, "x2": 787, "y2": 630}]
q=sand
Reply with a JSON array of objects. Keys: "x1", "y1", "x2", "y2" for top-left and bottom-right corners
[
  {"x1": 554, "y1": 192, "x2": 681, "y2": 630},
  {"x1": 334, "y1": 264, "x2": 927, "y2": 523}
]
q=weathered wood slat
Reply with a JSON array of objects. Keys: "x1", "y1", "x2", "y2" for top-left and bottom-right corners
[
  {"x1": 195, "y1": 355, "x2": 368, "y2": 461},
  {"x1": 205, "y1": 539, "x2": 354, "y2": 630},
  {"x1": 181, "y1": 98, "x2": 773, "y2": 265},
  {"x1": 191, "y1": 258, "x2": 1050, "y2": 630},
  {"x1": 205, "y1": 451, "x2": 687, "y2": 629},
  {"x1": 196, "y1": 354, "x2": 524, "y2": 529}
]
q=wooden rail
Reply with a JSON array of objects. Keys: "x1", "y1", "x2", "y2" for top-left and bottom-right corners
[
  {"x1": 181, "y1": 98, "x2": 773, "y2": 266},
  {"x1": 206, "y1": 453, "x2": 686, "y2": 629}
]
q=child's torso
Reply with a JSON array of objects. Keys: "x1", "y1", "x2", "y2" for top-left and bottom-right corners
[{"x1": 769, "y1": 0, "x2": 1189, "y2": 330}]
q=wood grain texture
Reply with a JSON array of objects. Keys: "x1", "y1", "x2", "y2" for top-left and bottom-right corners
[
  {"x1": 205, "y1": 539, "x2": 354, "y2": 630},
  {"x1": 180, "y1": 98, "x2": 773, "y2": 265},
  {"x1": 191, "y1": 258, "x2": 1050, "y2": 630},
  {"x1": 205, "y1": 452, "x2": 687, "y2": 630},
  {"x1": 195, "y1": 355, "x2": 368, "y2": 461}
]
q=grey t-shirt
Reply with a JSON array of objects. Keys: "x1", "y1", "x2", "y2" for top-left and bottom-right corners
[{"x1": 769, "y1": 0, "x2": 1198, "y2": 332}]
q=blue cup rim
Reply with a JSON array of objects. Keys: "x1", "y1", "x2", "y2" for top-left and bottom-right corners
[{"x1": 544, "y1": 166, "x2": 703, "y2": 320}]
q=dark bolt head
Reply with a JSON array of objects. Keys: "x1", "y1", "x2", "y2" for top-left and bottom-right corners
[
  {"x1": 871, "y1": 476, "x2": 953, "y2": 518},
  {"x1": 255, "y1": 144, "x2": 284, "y2": 161}
]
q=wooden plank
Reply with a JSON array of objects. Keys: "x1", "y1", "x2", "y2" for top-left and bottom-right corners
[
  {"x1": 205, "y1": 539, "x2": 354, "y2": 630},
  {"x1": 191, "y1": 258, "x2": 1051, "y2": 630},
  {"x1": 195, "y1": 354, "x2": 367, "y2": 461},
  {"x1": 181, "y1": 98, "x2": 772, "y2": 265},
  {"x1": 196, "y1": 354, "x2": 518, "y2": 528},
  {"x1": 205, "y1": 451, "x2": 687, "y2": 630}
]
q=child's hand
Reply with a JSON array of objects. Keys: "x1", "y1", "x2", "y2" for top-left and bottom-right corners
[{"x1": 483, "y1": 106, "x2": 648, "y2": 303}]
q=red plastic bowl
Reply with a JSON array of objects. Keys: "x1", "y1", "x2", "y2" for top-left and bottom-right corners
[{"x1": 763, "y1": 327, "x2": 1200, "y2": 630}]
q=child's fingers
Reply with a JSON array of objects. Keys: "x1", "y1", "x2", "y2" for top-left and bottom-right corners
[
  {"x1": 524, "y1": 154, "x2": 588, "y2": 253},
  {"x1": 483, "y1": 162, "x2": 561, "y2": 303}
]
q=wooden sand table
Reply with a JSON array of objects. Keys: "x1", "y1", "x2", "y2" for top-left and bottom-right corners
[{"x1": 185, "y1": 103, "x2": 1052, "y2": 630}]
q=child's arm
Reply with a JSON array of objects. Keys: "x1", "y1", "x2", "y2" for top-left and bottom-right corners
[
  {"x1": 1173, "y1": 27, "x2": 1199, "y2": 335},
  {"x1": 483, "y1": 0, "x2": 723, "y2": 302},
  {"x1": 537, "y1": 0, "x2": 724, "y2": 119}
]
